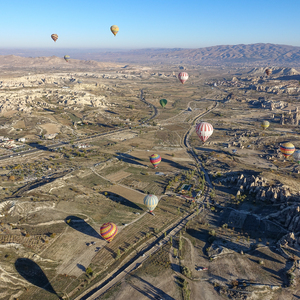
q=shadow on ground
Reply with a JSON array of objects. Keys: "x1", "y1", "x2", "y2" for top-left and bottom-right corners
[
  {"x1": 129, "y1": 273, "x2": 176, "y2": 300},
  {"x1": 161, "y1": 158, "x2": 189, "y2": 170},
  {"x1": 116, "y1": 152, "x2": 147, "y2": 166},
  {"x1": 77, "y1": 263, "x2": 86, "y2": 272},
  {"x1": 65, "y1": 215, "x2": 102, "y2": 239},
  {"x1": 15, "y1": 258, "x2": 61, "y2": 298},
  {"x1": 103, "y1": 191, "x2": 144, "y2": 211}
]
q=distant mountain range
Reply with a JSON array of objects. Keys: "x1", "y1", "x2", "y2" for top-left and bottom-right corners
[
  {"x1": 1, "y1": 43, "x2": 300, "y2": 67},
  {"x1": 0, "y1": 55, "x2": 119, "y2": 70}
]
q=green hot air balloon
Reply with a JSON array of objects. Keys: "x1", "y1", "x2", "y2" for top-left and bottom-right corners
[{"x1": 159, "y1": 99, "x2": 167, "y2": 108}]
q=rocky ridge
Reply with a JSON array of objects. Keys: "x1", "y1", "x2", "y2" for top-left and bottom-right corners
[{"x1": 219, "y1": 173, "x2": 299, "y2": 203}]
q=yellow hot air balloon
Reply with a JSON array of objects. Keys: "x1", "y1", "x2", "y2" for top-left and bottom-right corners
[
  {"x1": 110, "y1": 25, "x2": 119, "y2": 36},
  {"x1": 261, "y1": 120, "x2": 269, "y2": 130}
]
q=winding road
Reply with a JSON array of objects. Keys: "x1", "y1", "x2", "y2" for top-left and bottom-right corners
[{"x1": 73, "y1": 97, "x2": 219, "y2": 299}]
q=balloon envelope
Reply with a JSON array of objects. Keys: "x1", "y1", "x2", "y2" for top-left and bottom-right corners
[
  {"x1": 280, "y1": 142, "x2": 295, "y2": 158},
  {"x1": 261, "y1": 120, "x2": 270, "y2": 130},
  {"x1": 265, "y1": 68, "x2": 271, "y2": 76},
  {"x1": 294, "y1": 150, "x2": 300, "y2": 164},
  {"x1": 64, "y1": 55, "x2": 70, "y2": 62},
  {"x1": 195, "y1": 122, "x2": 213, "y2": 143},
  {"x1": 100, "y1": 222, "x2": 118, "y2": 242},
  {"x1": 143, "y1": 194, "x2": 159, "y2": 212},
  {"x1": 150, "y1": 154, "x2": 161, "y2": 168},
  {"x1": 159, "y1": 99, "x2": 168, "y2": 108},
  {"x1": 51, "y1": 34, "x2": 58, "y2": 42},
  {"x1": 110, "y1": 25, "x2": 119, "y2": 36},
  {"x1": 178, "y1": 72, "x2": 188, "y2": 84}
]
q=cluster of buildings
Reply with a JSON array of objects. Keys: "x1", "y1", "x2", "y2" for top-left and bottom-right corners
[
  {"x1": 74, "y1": 143, "x2": 90, "y2": 149},
  {"x1": 0, "y1": 136, "x2": 25, "y2": 149}
]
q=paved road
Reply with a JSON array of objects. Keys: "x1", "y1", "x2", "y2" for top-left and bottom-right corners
[
  {"x1": 74, "y1": 208, "x2": 201, "y2": 300},
  {"x1": 140, "y1": 89, "x2": 158, "y2": 122},
  {"x1": 74, "y1": 100, "x2": 219, "y2": 300},
  {"x1": 1, "y1": 89, "x2": 160, "y2": 162},
  {"x1": 1, "y1": 89, "x2": 159, "y2": 162},
  {"x1": 0, "y1": 127, "x2": 130, "y2": 161}
]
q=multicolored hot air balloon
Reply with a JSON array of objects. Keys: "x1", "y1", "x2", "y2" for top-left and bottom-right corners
[
  {"x1": 150, "y1": 154, "x2": 161, "y2": 168},
  {"x1": 265, "y1": 68, "x2": 271, "y2": 76},
  {"x1": 178, "y1": 72, "x2": 188, "y2": 84},
  {"x1": 143, "y1": 194, "x2": 159, "y2": 212},
  {"x1": 293, "y1": 150, "x2": 300, "y2": 164},
  {"x1": 110, "y1": 25, "x2": 119, "y2": 36},
  {"x1": 195, "y1": 122, "x2": 213, "y2": 143},
  {"x1": 64, "y1": 55, "x2": 70, "y2": 62},
  {"x1": 159, "y1": 99, "x2": 167, "y2": 108},
  {"x1": 100, "y1": 222, "x2": 118, "y2": 242},
  {"x1": 261, "y1": 120, "x2": 270, "y2": 130},
  {"x1": 280, "y1": 142, "x2": 295, "y2": 158},
  {"x1": 51, "y1": 34, "x2": 58, "y2": 42}
]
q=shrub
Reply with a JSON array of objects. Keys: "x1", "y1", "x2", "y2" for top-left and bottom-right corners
[
  {"x1": 181, "y1": 265, "x2": 192, "y2": 278},
  {"x1": 209, "y1": 230, "x2": 216, "y2": 236},
  {"x1": 85, "y1": 267, "x2": 93, "y2": 277}
]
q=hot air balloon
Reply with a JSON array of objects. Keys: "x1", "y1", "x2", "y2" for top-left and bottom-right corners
[
  {"x1": 261, "y1": 120, "x2": 270, "y2": 130},
  {"x1": 178, "y1": 72, "x2": 188, "y2": 84},
  {"x1": 195, "y1": 122, "x2": 213, "y2": 143},
  {"x1": 159, "y1": 99, "x2": 167, "y2": 108},
  {"x1": 143, "y1": 194, "x2": 159, "y2": 212},
  {"x1": 280, "y1": 142, "x2": 295, "y2": 158},
  {"x1": 293, "y1": 150, "x2": 300, "y2": 164},
  {"x1": 51, "y1": 34, "x2": 58, "y2": 42},
  {"x1": 64, "y1": 55, "x2": 70, "y2": 62},
  {"x1": 100, "y1": 222, "x2": 118, "y2": 242},
  {"x1": 150, "y1": 154, "x2": 161, "y2": 168},
  {"x1": 110, "y1": 25, "x2": 119, "y2": 36},
  {"x1": 265, "y1": 68, "x2": 271, "y2": 76}
]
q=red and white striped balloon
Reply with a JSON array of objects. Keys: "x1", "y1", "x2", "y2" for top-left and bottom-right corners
[
  {"x1": 178, "y1": 72, "x2": 189, "y2": 84},
  {"x1": 195, "y1": 122, "x2": 213, "y2": 143}
]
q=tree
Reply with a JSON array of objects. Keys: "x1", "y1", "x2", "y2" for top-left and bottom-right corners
[
  {"x1": 116, "y1": 249, "x2": 121, "y2": 259},
  {"x1": 181, "y1": 266, "x2": 192, "y2": 279},
  {"x1": 86, "y1": 267, "x2": 93, "y2": 277},
  {"x1": 173, "y1": 248, "x2": 178, "y2": 257}
]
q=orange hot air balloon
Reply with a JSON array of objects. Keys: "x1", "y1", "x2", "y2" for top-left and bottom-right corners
[
  {"x1": 110, "y1": 25, "x2": 119, "y2": 36},
  {"x1": 280, "y1": 142, "x2": 295, "y2": 158},
  {"x1": 100, "y1": 222, "x2": 118, "y2": 242},
  {"x1": 51, "y1": 34, "x2": 58, "y2": 42}
]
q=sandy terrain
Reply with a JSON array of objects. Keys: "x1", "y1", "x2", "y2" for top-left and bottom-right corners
[
  {"x1": 106, "y1": 185, "x2": 145, "y2": 205},
  {"x1": 40, "y1": 123, "x2": 61, "y2": 134}
]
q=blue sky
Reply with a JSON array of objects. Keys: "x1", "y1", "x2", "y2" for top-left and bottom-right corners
[{"x1": 0, "y1": 0, "x2": 299, "y2": 49}]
